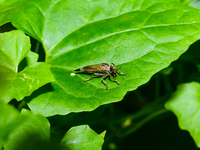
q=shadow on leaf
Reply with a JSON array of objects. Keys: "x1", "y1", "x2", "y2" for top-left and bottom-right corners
[{"x1": 24, "y1": 83, "x2": 54, "y2": 103}]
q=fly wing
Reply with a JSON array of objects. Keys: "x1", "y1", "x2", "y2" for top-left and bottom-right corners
[
  {"x1": 83, "y1": 63, "x2": 109, "y2": 71},
  {"x1": 82, "y1": 64, "x2": 102, "y2": 72},
  {"x1": 74, "y1": 63, "x2": 109, "y2": 73},
  {"x1": 74, "y1": 64, "x2": 101, "y2": 72}
]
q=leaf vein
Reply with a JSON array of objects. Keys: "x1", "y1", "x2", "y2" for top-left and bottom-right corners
[{"x1": 48, "y1": 22, "x2": 200, "y2": 63}]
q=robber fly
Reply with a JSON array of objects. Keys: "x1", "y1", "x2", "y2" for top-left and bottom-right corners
[{"x1": 74, "y1": 63, "x2": 127, "y2": 91}]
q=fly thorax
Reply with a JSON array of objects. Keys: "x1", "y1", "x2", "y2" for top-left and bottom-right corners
[
  {"x1": 102, "y1": 65, "x2": 110, "y2": 71},
  {"x1": 80, "y1": 68, "x2": 84, "y2": 71}
]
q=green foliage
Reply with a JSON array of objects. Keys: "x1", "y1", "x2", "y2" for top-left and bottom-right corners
[
  {"x1": 0, "y1": 30, "x2": 54, "y2": 103},
  {"x1": 4, "y1": 109, "x2": 51, "y2": 150},
  {"x1": 165, "y1": 82, "x2": 200, "y2": 147},
  {"x1": 1, "y1": 0, "x2": 200, "y2": 149},
  {"x1": 0, "y1": 0, "x2": 28, "y2": 26},
  {"x1": 4, "y1": 110, "x2": 104, "y2": 150},
  {"x1": 60, "y1": 125, "x2": 105, "y2": 150},
  {"x1": 0, "y1": 102, "x2": 27, "y2": 148},
  {"x1": 5, "y1": 0, "x2": 200, "y2": 116}
]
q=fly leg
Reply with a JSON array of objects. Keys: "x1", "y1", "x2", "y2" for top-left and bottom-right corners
[
  {"x1": 82, "y1": 73, "x2": 109, "y2": 91},
  {"x1": 93, "y1": 73, "x2": 108, "y2": 91},
  {"x1": 101, "y1": 74, "x2": 108, "y2": 91},
  {"x1": 114, "y1": 67, "x2": 127, "y2": 75},
  {"x1": 82, "y1": 74, "x2": 94, "y2": 82},
  {"x1": 110, "y1": 76, "x2": 121, "y2": 86},
  {"x1": 107, "y1": 71, "x2": 121, "y2": 86}
]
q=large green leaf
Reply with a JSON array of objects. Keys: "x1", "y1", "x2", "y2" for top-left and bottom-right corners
[
  {"x1": 0, "y1": 30, "x2": 54, "y2": 103},
  {"x1": 60, "y1": 125, "x2": 105, "y2": 150},
  {"x1": 8, "y1": 0, "x2": 200, "y2": 116},
  {"x1": 0, "y1": 0, "x2": 28, "y2": 26},
  {"x1": 0, "y1": 102, "x2": 27, "y2": 148},
  {"x1": 165, "y1": 82, "x2": 200, "y2": 148}
]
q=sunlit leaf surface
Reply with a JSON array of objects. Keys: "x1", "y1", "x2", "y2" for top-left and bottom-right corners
[
  {"x1": 0, "y1": 0, "x2": 28, "y2": 26},
  {"x1": 7, "y1": 0, "x2": 200, "y2": 116}
]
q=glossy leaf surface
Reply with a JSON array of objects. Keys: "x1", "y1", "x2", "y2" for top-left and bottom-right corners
[{"x1": 7, "y1": 0, "x2": 200, "y2": 116}]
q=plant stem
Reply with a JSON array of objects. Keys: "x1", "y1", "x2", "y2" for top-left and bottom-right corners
[{"x1": 120, "y1": 108, "x2": 169, "y2": 138}]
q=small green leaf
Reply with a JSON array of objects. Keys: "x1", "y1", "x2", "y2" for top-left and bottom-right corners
[
  {"x1": 60, "y1": 125, "x2": 104, "y2": 150},
  {"x1": 0, "y1": 30, "x2": 30, "y2": 72},
  {"x1": 8, "y1": 0, "x2": 200, "y2": 116},
  {"x1": 23, "y1": 51, "x2": 39, "y2": 66},
  {"x1": 4, "y1": 109, "x2": 51, "y2": 150},
  {"x1": 100, "y1": 131, "x2": 106, "y2": 138},
  {"x1": 165, "y1": 82, "x2": 200, "y2": 147},
  {"x1": 0, "y1": 102, "x2": 27, "y2": 148},
  {"x1": 0, "y1": 30, "x2": 54, "y2": 103},
  {"x1": 18, "y1": 50, "x2": 39, "y2": 71}
]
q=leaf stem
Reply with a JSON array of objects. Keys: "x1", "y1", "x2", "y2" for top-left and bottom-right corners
[{"x1": 34, "y1": 41, "x2": 40, "y2": 53}]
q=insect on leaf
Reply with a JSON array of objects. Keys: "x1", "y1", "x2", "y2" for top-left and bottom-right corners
[{"x1": 7, "y1": 0, "x2": 200, "y2": 116}]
